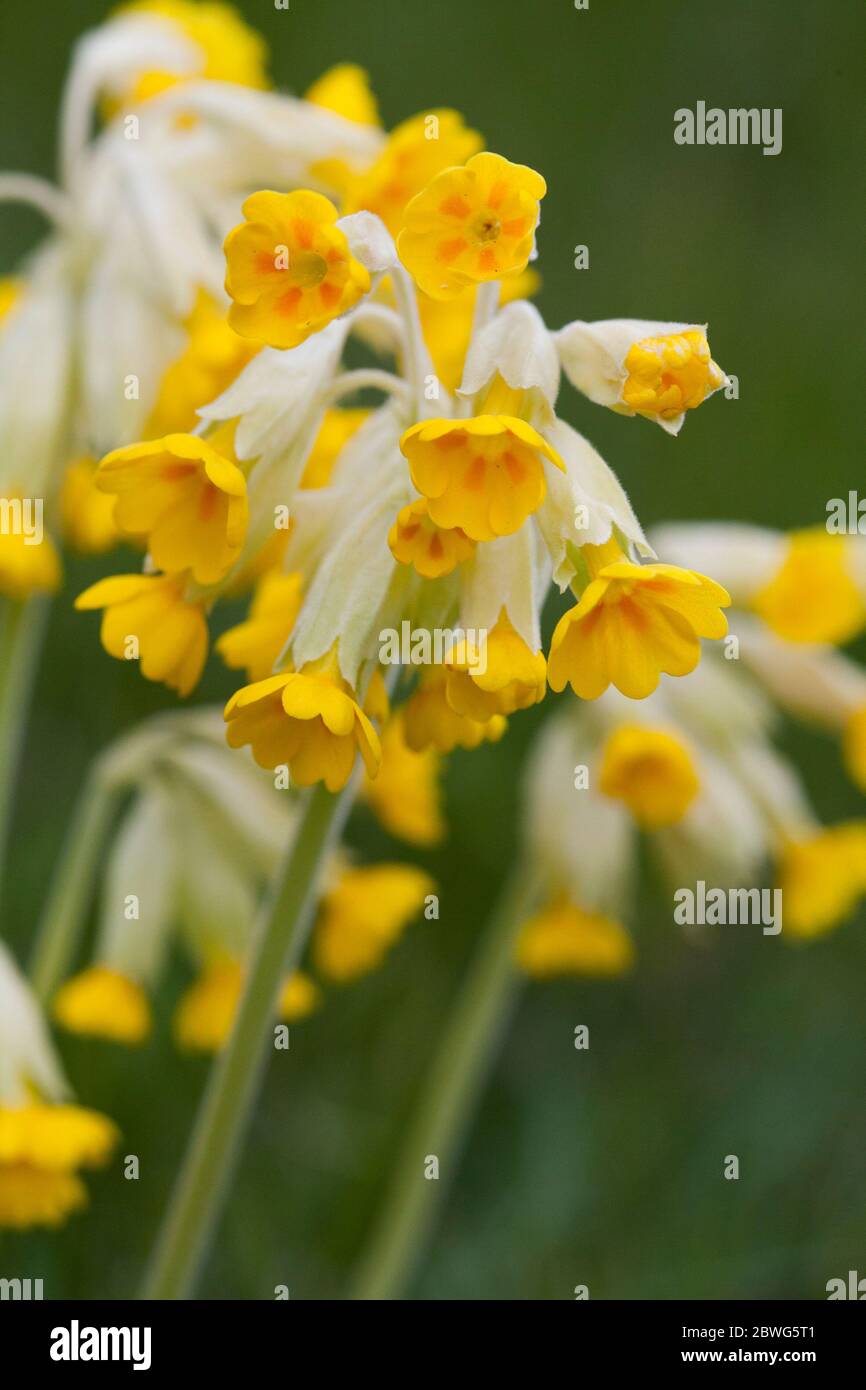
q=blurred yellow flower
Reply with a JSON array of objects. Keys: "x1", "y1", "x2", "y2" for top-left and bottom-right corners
[
  {"x1": 751, "y1": 530, "x2": 866, "y2": 646},
  {"x1": 60, "y1": 457, "x2": 122, "y2": 554},
  {"x1": 300, "y1": 407, "x2": 371, "y2": 490},
  {"x1": 599, "y1": 723, "x2": 700, "y2": 828},
  {"x1": 314, "y1": 863, "x2": 433, "y2": 982},
  {"x1": 53, "y1": 966, "x2": 152, "y2": 1045},
  {"x1": 403, "y1": 666, "x2": 507, "y2": 753},
  {"x1": 145, "y1": 289, "x2": 258, "y2": 439},
  {"x1": 216, "y1": 569, "x2": 303, "y2": 682},
  {"x1": 362, "y1": 710, "x2": 445, "y2": 846},
  {"x1": 75, "y1": 572, "x2": 209, "y2": 696},
  {"x1": 174, "y1": 960, "x2": 319, "y2": 1052},
  {"x1": 342, "y1": 109, "x2": 482, "y2": 236},
  {"x1": 778, "y1": 822, "x2": 866, "y2": 938},
  {"x1": 516, "y1": 897, "x2": 634, "y2": 978}
]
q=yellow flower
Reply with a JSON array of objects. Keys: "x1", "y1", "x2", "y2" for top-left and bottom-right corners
[
  {"x1": 397, "y1": 151, "x2": 546, "y2": 300},
  {"x1": 548, "y1": 540, "x2": 730, "y2": 700},
  {"x1": 621, "y1": 330, "x2": 725, "y2": 422},
  {"x1": 53, "y1": 966, "x2": 151, "y2": 1045},
  {"x1": 224, "y1": 655, "x2": 381, "y2": 790},
  {"x1": 342, "y1": 110, "x2": 483, "y2": 237},
  {"x1": 313, "y1": 864, "x2": 433, "y2": 982},
  {"x1": 362, "y1": 710, "x2": 445, "y2": 846},
  {"x1": 400, "y1": 415, "x2": 563, "y2": 542},
  {"x1": 96, "y1": 424, "x2": 248, "y2": 586},
  {"x1": 114, "y1": 1, "x2": 268, "y2": 104},
  {"x1": 0, "y1": 1102, "x2": 118, "y2": 1229},
  {"x1": 216, "y1": 570, "x2": 303, "y2": 682},
  {"x1": 778, "y1": 822, "x2": 866, "y2": 938},
  {"x1": 418, "y1": 269, "x2": 540, "y2": 392},
  {"x1": 304, "y1": 63, "x2": 380, "y2": 127},
  {"x1": 75, "y1": 572, "x2": 209, "y2": 697},
  {"x1": 843, "y1": 706, "x2": 866, "y2": 793},
  {"x1": 174, "y1": 960, "x2": 319, "y2": 1052},
  {"x1": 598, "y1": 723, "x2": 699, "y2": 827},
  {"x1": 145, "y1": 289, "x2": 258, "y2": 439},
  {"x1": 445, "y1": 610, "x2": 546, "y2": 720},
  {"x1": 300, "y1": 407, "x2": 371, "y2": 490},
  {"x1": 388, "y1": 497, "x2": 474, "y2": 578},
  {"x1": 224, "y1": 190, "x2": 370, "y2": 349},
  {"x1": 0, "y1": 522, "x2": 61, "y2": 600},
  {"x1": 60, "y1": 457, "x2": 122, "y2": 555},
  {"x1": 516, "y1": 897, "x2": 634, "y2": 978},
  {"x1": 402, "y1": 666, "x2": 507, "y2": 753},
  {"x1": 751, "y1": 530, "x2": 866, "y2": 646}
]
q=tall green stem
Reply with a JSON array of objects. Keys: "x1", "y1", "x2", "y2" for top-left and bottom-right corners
[
  {"x1": 0, "y1": 596, "x2": 50, "y2": 911},
  {"x1": 351, "y1": 860, "x2": 541, "y2": 1301},
  {"x1": 141, "y1": 778, "x2": 355, "y2": 1301},
  {"x1": 29, "y1": 770, "x2": 121, "y2": 1004}
]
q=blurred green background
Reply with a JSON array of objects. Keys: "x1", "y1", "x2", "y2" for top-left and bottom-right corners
[{"x1": 1, "y1": 0, "x2": 865, "y2": 1299}]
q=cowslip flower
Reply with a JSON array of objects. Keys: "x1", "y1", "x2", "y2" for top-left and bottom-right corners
[
  {"x1": 516, "y1": 899, "x2": 634, "y2": 978},
  {"x1": 174, "y1": 960, "x2": 319, "y2": 1053},
  {"x1": 0, "y1": 943, "x2": 117, "y2": 1229},
  {"x1": 224, "y1": 190, "x2": 371, "y2": 349},
  {"x1": 402, "y1": 666, "x2": 508, "y2": 753},
  {"x1": 313, "y1": 864, "x2": 434, "y2": 982},
  {"x1": 555, "y1": 319, "x2": 727, "y2": 435},
  {"x1": 651, "y1": 521, "x2": 866, "y2": 793},
  {"x1": 598, "y1": 722, "x2": 700, "y2": 828},
  {"x1": 95, "y1": 424, "x2": 249, "y2": 585},
  {"x1": 400, "y1": 416, "x2": 564, "y2": 541},
  {"x1": 445, "y1": 611, "x2": 546, "y2": 719},
  {"x1": 224, "y1": 652, "x2": 381, "y2": 791},
  {"x1": 397, "y1": 151, "x2": 546, "y2": 300},
  {"x1": 388, "y1": 497, "x2": 474, "y2": 578},
  {"x1": 75, "y1": 572, "x2": 208, "y2": 696},
  {"x1": 547, "y1": 537, "x2": 730, "y2": 700}
]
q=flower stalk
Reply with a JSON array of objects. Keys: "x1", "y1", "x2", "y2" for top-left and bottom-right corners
[
  {"x1": 0, "y1": 597, "x2": 50, "y2": 912},
  {"x1": 141, "y1": 778, "x2": 356, "y2": 1300},
  {"x1": 350, "y1": 859, "x2": 541, "y2": 1301}
]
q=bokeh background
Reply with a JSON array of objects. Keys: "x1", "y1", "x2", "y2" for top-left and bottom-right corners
[{"x1": 1, "y1": 0, "x2": 864, "y2": 1298}]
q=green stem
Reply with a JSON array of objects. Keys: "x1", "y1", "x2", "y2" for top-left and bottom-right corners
[
  {"x1": 351, "y1": 860, "x2": 541, "y2": 1301},
  {"x1": 29, "y1": 770, "x2": 121, "y2": 1005},
  {"x1": 0, "y1": 596, "x2": 50, "y2": 911},
  {"x1": 141, "y1": 778, "x2": 355, "y2": 1301}
]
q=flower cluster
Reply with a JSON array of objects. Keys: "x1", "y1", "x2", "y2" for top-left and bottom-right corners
[{"x1": 59, "y1": 56, "x2": 733, "y2": 793}]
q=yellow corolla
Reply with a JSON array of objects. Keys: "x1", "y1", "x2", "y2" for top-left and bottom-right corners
[
  {"x1": 400, "y1": 415, "x2": 563, "y2": 542},
  {"x1": 0, "y1": 524, "x2": 61, "y2": 600},
  {"x1": 516, "y1": 897, "x2": 634, "y2": 978},
  {"x1": 174, "y1": 960, "x2": 319, "y2": 1052},
  {"x1": 548, "y1": 540, "x2": 730, "y2": 701},
  {"x1": 388, "y1": 497, "x2": 475, "y2": 578},
  {"x1": 224, "y1": 190, "x2": 370, "y2": 349},
  {"x1": 313, "y1": 863, "x2": 434, "y2": 982},
  {"x1": 751, "y1": 530, "x2": 866, "y2": 646},
  {"x1": 75, "y1": 572, "x2": 209, "y2": 697},
  {"x1": 60, "y1": 457, "x2": 122, "y2": 555},
  {"x1": 304, "y1": 63, "x2": 380, "y2": 127},
  {"x1": 402, "y1": 666, "x2": 507, "y2": 753},
  {"x1": 621, "y1": 330, "x2": 725, "y2": 422},
  {"x1": 96, "y1": 425, "x2": 248, "y2": 585},
  {"x1": 397, "y1": 151, "x2": 546, "y2": 300},
  {"x1": 0, "y1": 1102, "x2": 118, "y2": 1229},
  {"x1": 224, "y1": 656, "x2": 381, "y2": 791},
  {"x1": 445, "y1": 611, "x2": 546, "y2": 720},
  {"x1": 778, "y1": 822, "x2": 866, "y2": 938},
  {"x1": 144, "y1": 289, "x2": 258, "y2": 439},
  {"x1": 598, "y1": 723, "x2": 700, "y2": 828},
  {"x1": 53, "y1": 966, "x2": 152, "y2": 1045}
]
